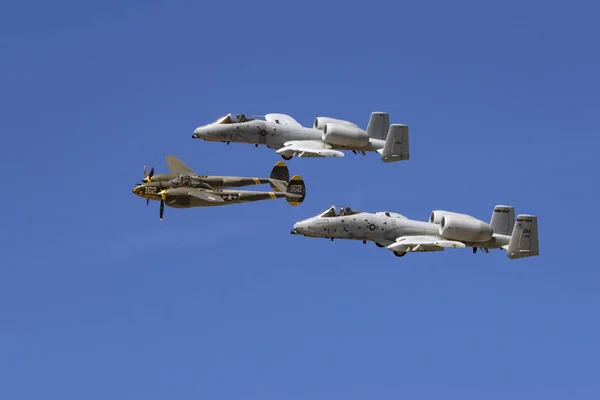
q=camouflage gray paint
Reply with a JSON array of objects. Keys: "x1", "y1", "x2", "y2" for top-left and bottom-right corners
[
  {"x1": 291, "y1": 205, "x2": 539, "y2": 260},
  {"x1": 192, "y1": 112, "x2": 410, "y2": 162}
]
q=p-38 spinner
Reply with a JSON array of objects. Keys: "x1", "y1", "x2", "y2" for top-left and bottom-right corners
[
  {"x1": 192, "y1": 111, "x2": 409, "y2": 163},
  {"x1": 132, "y1": 155, "x2": 306, "y2": 220},
  {"x1": 291, "y1": 205, "x2": 539, "y2": 260}
]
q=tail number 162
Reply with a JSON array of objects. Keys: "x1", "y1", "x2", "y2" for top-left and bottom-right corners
[{"x1": 289, "y1": 184, "x2": 303, "y2": 193}]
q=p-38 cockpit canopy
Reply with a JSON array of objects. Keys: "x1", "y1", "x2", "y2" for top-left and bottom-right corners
[
  {"x1": 170, "y1": 174, "x2": 205, "y2": 187},
  {"x1": 317, "y1": 205, "x2": 362, "y2": 218}
]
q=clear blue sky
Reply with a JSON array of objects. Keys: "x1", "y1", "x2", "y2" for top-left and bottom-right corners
[{"x1": 1, "y1": 0, "x2": 599, "y2": 398}]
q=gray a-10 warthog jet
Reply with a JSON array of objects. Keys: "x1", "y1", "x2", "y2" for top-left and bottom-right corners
[
  {"x1": 291, "y1": 205, "x2": 539, "y2": 260},
  {"x1": 132, "y1": 155, "x2": 306, "y2": 220},
  {"x1": 191, "y1": 112, "x2": 409, "y2": 163}
]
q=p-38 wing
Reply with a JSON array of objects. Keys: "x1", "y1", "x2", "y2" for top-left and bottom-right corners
[
  {"x1": 387, "y1": 235, "x2": 466, "y2": 253},
  {"x1": 165, "y1": 155, "x2": 196, "y2": 175},
  {"x1": 276, "y1": 140, "x2": 345, "y2": 158}
]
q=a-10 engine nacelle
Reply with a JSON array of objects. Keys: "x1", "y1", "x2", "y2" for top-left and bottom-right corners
[
  {"x1": 313, "y1": 116, "x2": 369, "y2": 148},
  {"x1": 439, "y1": 215, "x2": 493, "y2": 243},
  {"x1": 429, "y1": 210, "x2": 475, "y2": 225},
  {"x1": 321, "y1": 123, "x2": 369, "y2": 147},
  {"x1": 313, "y1": 117, "x2": 358, "y2": 130}
]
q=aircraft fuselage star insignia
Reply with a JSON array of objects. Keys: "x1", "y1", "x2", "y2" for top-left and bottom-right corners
[
  {"x1": 290, "y1": 205, "x2": 539, "y2": 261},
  {"x1": 192, "y1": 112, "x2": 410, "y2": 163},
  {"x1": 132, "y1": 155, "x2": 307, "y2": 220}
]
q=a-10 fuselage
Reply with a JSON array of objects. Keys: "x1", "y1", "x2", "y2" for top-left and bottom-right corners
[
  {"x1": 292, "y1": 209, "x2": 511, "y2": 250},
  {"x1": 193, "y1": 118, "x2": 386, "y2": 153}
]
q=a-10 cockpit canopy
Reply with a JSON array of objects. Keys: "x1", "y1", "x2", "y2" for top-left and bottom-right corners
[
  {"x1": 209, "y1": 113, "x2": 302, "y2": 127},
  {"x1": 317, "y1": 205, "x2": 362, "y2": 218},
  {"x1": 211, "y1": 113, "x2": 262, "y2": 125},
  {"x1": 314, "y1": 206, "x2": 407, "y2": 219}
]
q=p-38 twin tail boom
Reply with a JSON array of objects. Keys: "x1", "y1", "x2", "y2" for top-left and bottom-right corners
[
  {"x1": 291, "y1": 205, "x2": 539, "y2": 260},
  {"x1": 132, "y1": 155, "x2": 306, "y2": 220},
  {"x1": 192, "y1": 111, "x2": 409, "y2": 163}
]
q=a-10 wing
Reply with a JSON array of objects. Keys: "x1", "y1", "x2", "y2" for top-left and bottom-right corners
[
  {"x1": 276, "y1": 140, "x2": 345, "y2": 158},
  {"x1": 387, "y1": 235, "x2": 466, "y2": 253}
]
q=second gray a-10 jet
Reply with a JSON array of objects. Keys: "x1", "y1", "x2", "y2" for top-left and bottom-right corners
[
  {"x1": 291, "y1": 205, "x2": 539, "y2": 260},
  {"x1": 192, "y1": 112, "x2": 409, "y2": 163}
]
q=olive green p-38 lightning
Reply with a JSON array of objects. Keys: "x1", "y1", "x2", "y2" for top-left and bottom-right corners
[{"x1": 132, "y1": 155, "x2": 306, "y2": 220}]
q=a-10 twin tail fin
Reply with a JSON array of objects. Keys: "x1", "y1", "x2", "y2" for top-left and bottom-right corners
[
  {"x1": 366, "y1": 112, "x2": 390, "y2": 140},
  {"x1": 490, "y1": 205, "x2": 515, "y2": 236},
  {"x1": 505, "y1": 214, "x2": 540, "y2": 259},
  {"x1": 367, "y1": 112, "x2": 410, "y2": 163},
  {"x1": 378, "y1": 124, "x2": 410, "y2": 163}
]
